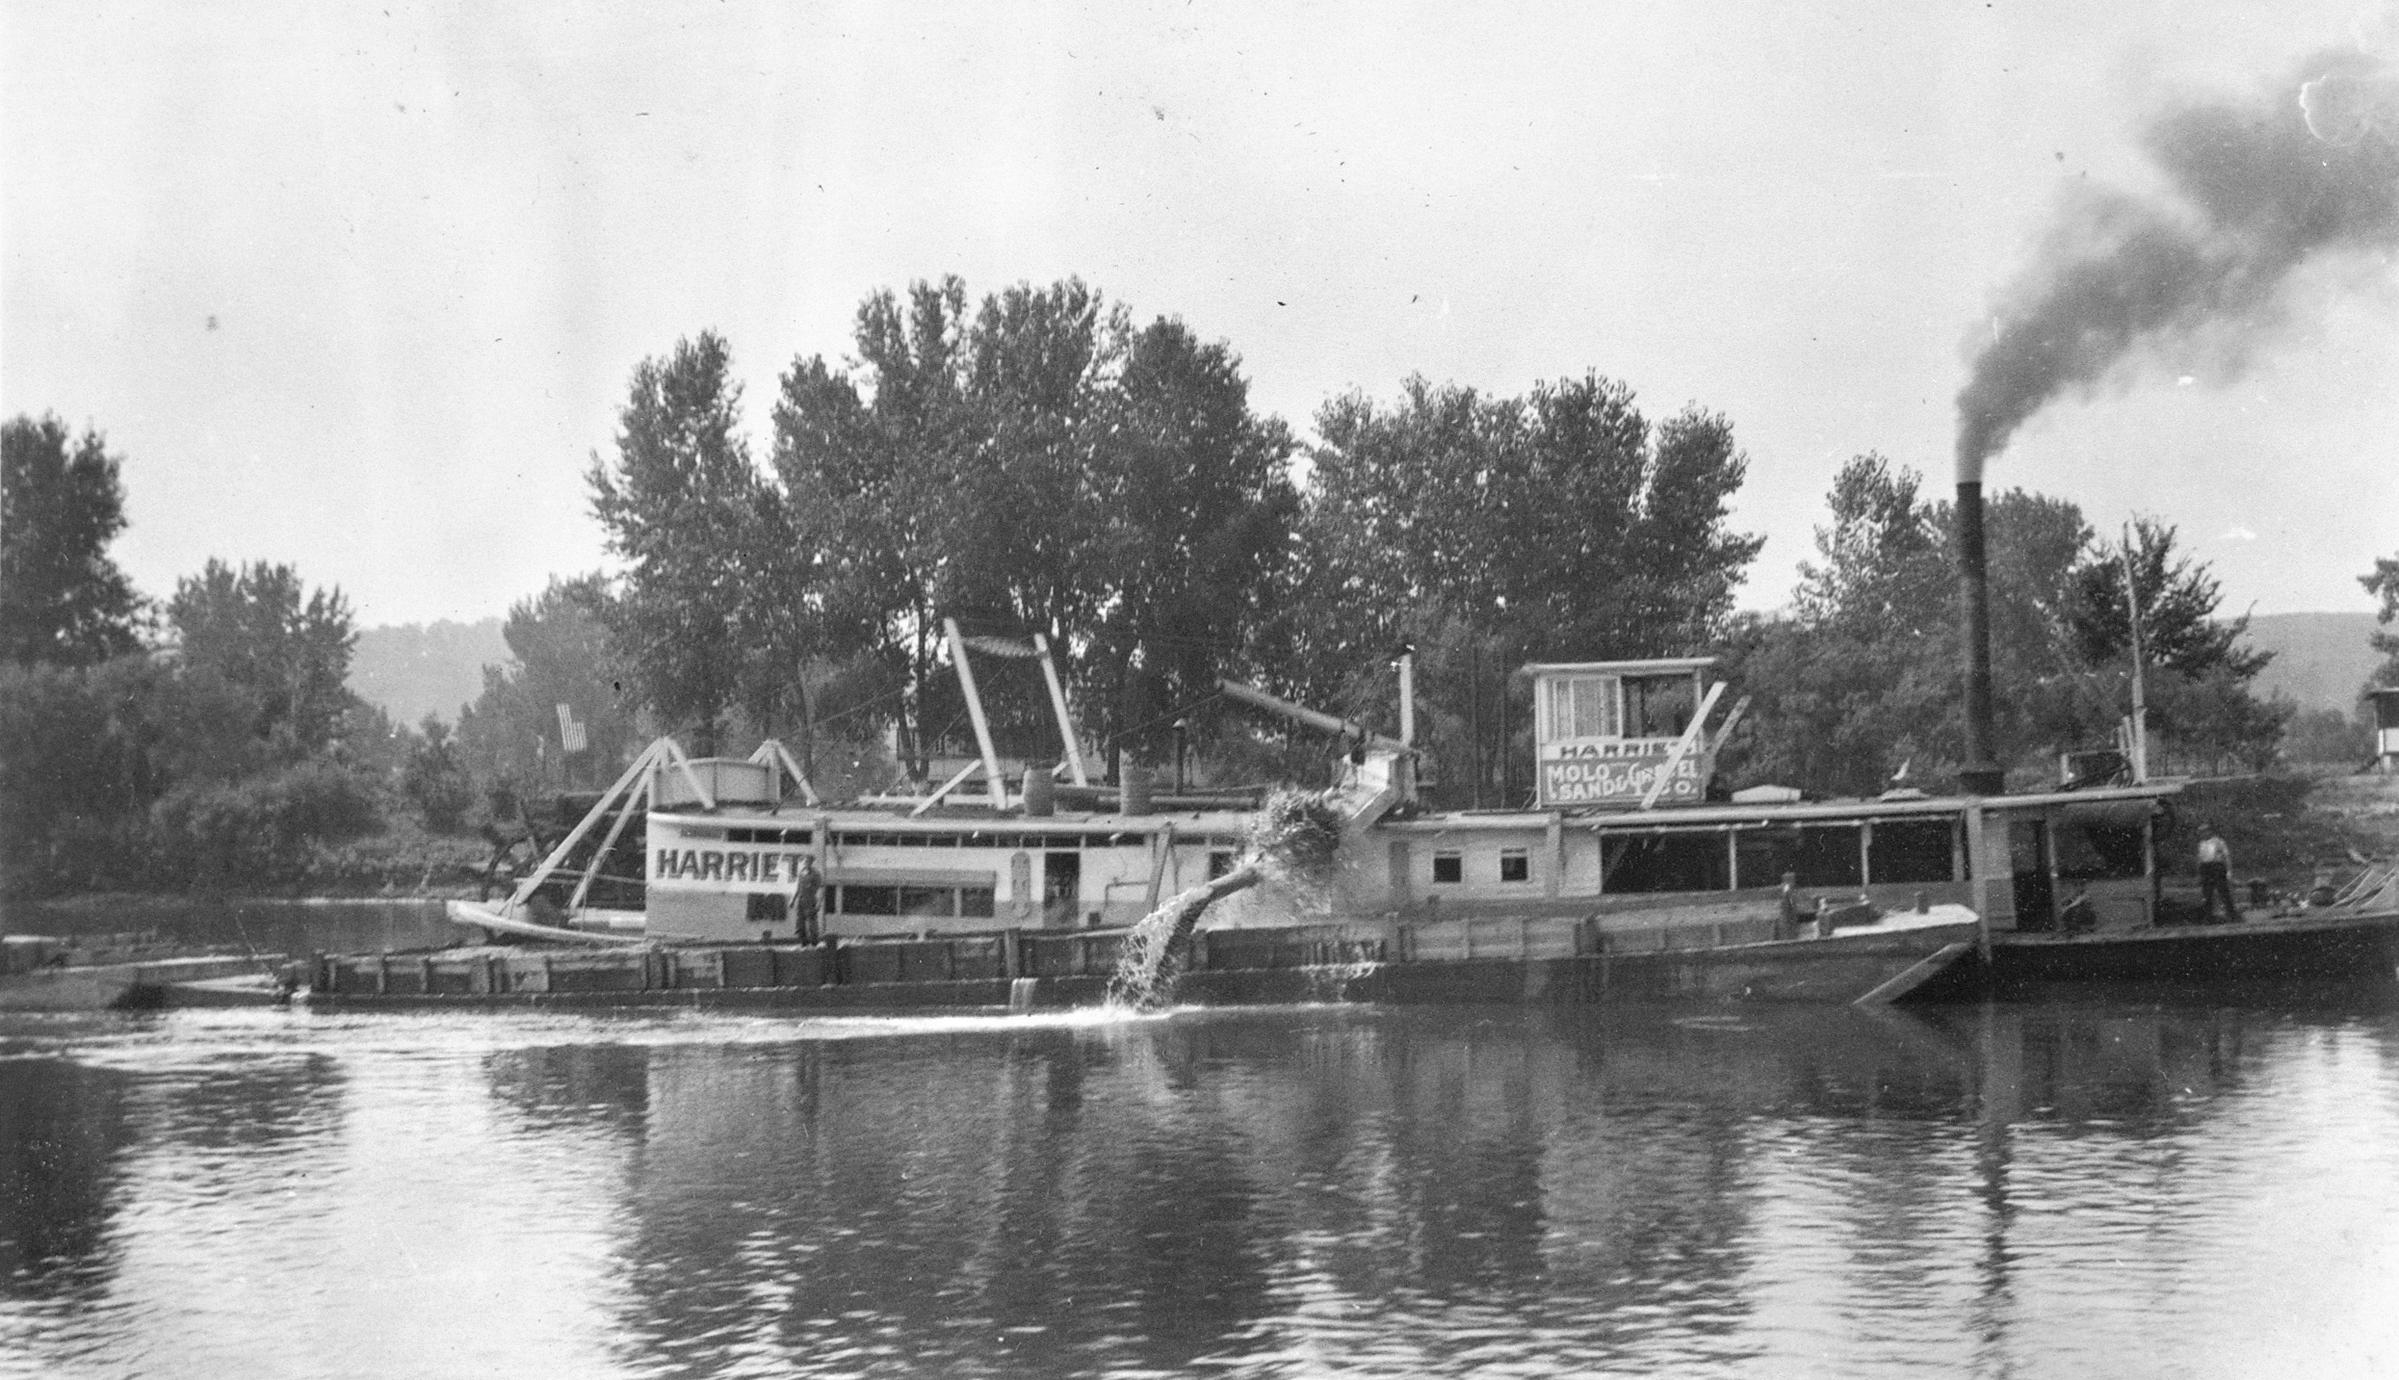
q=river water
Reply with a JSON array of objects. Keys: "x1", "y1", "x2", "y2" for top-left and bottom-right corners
[{"x1": 5, "y1": 993, "x2": 2396, "y2": 1379}]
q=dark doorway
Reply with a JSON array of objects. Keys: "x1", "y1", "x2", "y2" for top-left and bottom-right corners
[
  {"x1": 2010, "y1": 820, "x2": 2056, "y2": 932},
  {"x1": 1044, "y1": 851, "x2": 1082, "y2": 927}
]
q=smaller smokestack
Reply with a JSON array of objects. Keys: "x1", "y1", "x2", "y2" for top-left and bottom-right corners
[{"x1": 1956, "y1": 481, "x2": 2005, "y2": 795}]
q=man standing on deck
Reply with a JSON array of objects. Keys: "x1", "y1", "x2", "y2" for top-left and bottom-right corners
[
  {"x1": 2197, "y1": 825, "x2": 2240, "y2": 923},
  {"x1": 790, "y1": 857, "x2": 822, "y2": 943}
]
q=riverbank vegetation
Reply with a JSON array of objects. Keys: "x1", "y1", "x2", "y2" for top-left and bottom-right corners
[{"x1": 7, "y1": 276, "x2": 2392, "y2": 901}]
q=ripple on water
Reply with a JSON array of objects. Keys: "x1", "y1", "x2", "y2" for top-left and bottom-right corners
[{"x1": 3, "y1": 1000, "x2": 2397, "y2": 1377}]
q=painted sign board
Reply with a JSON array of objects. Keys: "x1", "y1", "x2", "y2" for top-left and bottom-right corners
[
  {"x1": 650, "y1": 841, "x2": 819, "y2": 893},
  {"x1": 1535, "y1": 741, "x2": 1711, "y2": 808}
]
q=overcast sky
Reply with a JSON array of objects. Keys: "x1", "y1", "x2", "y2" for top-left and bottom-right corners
[{"x1": 6, "y1": 1, "x2": 2394, "y2": 632}]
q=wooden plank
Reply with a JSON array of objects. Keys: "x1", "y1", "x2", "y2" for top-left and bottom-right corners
[{"x1": 1851, "y1": 941, "x2": 1974, "y2": 1006}]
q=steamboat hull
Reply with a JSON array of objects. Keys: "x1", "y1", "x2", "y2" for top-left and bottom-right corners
[
  {"x1": 1956, "y1": 910, "x2": 2399, "y2": 998},
  {"x1": 295, "y1": 917, "x2": 1975, "y2": 1012}
]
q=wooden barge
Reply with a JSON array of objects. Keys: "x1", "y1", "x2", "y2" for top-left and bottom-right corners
[{"x1": 295, "y1": 909, "x2": 1976, "y2": 1011}]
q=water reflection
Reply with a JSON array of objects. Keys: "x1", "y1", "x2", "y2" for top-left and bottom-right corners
[
  {"x1": 1, "y1": 1057, "x2": 133, "y2": 1306},
  {"x1": 3, "y1": 997, "x2": 2395, "y2": 1378}
]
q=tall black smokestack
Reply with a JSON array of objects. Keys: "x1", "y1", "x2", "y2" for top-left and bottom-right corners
[
  {"x1": 1950, "y1": 43, "x2": 2397, "y2": 792},
  {"x1": 1955, "y1": 481, "x2": 2003, "y2": 795}
]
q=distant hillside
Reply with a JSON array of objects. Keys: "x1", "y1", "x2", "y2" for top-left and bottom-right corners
[
  {"x1": 350, "y1": 618, "x2": 510, "y2": 726},
  {"x1": 2241, "y1": 612, "x2": 2381, "y2": 714}
]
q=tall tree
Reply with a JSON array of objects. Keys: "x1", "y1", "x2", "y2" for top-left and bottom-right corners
[
  {"x1": 1724, "y1": 458, "x2": 2284, "y2": 795},
  {"x1": 1793, "y1": 453, "x2": 1950, "y2": 629},
  {"x1": 456, "y1": 574, "x2": 642, "y2": 789},
  {"x1": 2066, "y1": 518, "x2": 2270, "y2": 681},
  {"x1": 2363, "y1": 552, "x2": 2399, "y2": 688},
  {"x1": 1274, "y1": 373, "x2": 1760, "y2": 799},
  {"x1": 168, "y1": 558, "x2": 359, "y2": 756},
  {"x1": 1298, "y1": 374, "x2": 1759, "y2": 669},
  {"x1": 1084, "y1": 317, "x2": 1297, "y2": 761},
  {"x1": 587, "y1": 330, "x2": 771, "y2": 752},
  {"x1": 773, "y1": 281, "x2": 973, "y2": 773},
  {"x1": 1734, "y1": 454, "x2": 1962, "y2": 796},
  {"x1": 1, "y1": 414, "x2": 143, "y2": 666},
  {"x1": 773, "y1": 278, "x2": 1297, "y2": 773}
]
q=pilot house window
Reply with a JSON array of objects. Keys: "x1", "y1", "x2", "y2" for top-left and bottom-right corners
[
  {"x1": 1543, "y1": 672, "x2": 1699, "y2": 741},
  {"x1": 1548, "y1": 676, "x2": 1621, "y2": 740}
]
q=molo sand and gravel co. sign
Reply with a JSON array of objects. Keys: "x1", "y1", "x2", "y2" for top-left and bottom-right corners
[{"x1": 1535, "y1": 740, "x2": 1711, "y2": 808}]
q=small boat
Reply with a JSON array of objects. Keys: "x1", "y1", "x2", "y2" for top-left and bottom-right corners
[{"x1": 1, "y1": 933, "x2": 272, "y2": 1011}]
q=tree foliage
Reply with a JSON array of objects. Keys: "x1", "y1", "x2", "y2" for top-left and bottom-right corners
[
  {"x1": 1265, "y1": 373, "x2": 1761, "y2": 803},
  {"x1": 1, "y1": 414, "x2": 143, "y2": 666},
  {"x1": 0, "y1": 508, "x2": 386, "y2": 895},
  {"x1": 168, "y1": 559, "x2": 360, "y2": 757},
  {"x1": 1722, "y1": 456, "x2": 2286, "y2": 795},
  {"x1": 402, "y1": 715, "x2": 475, "y2": 832},
  {"x1": 2067, "y1": 519, "x2": 2269, "y2": 681},
  {"x1": 1298, "y1": 374, "x2": 1760, "y2": 667},
  {"x1": 2364, "y1": 552, "x2": 2399, "y2": 689},
  {"x1": 771, "y1": 278, "x2": 1297, "y2": 773},
  {"x1": 0, "y1": 644, "x2": 383, "y2": 897},
  {"x1": 588, "y1": 331, "x2": 777, "y2": 752},
  {"x1": 456, "y1": 574, "x2": 642, "y2": 791}
]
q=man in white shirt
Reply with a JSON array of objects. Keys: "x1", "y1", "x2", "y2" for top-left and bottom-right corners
[{"x1": 2196, "y1": 825, "x2": 2239, "y2": 922}]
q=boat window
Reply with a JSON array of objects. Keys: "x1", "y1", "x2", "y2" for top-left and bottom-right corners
[
  {"x1": 900, "y1": 885, "x2": 955, "y2": 917},
  {"x1": 2055, "y1": 819, "x2": 2147, "y2": 881},
  {"x1": 1432, "y1": 851, "x2": 1463, "y2": 884},
  {"x1": 1499, "y1": 848, "x2": 1530, "y2": 883},
  {"x1": 1602, "y1": 832, "x2": 1731, "y2": 894},
  {"x1": 1735, "y1": 824, "x2": 1862, "y2": 889},
  {"x1": 839, "y1": 884, "x2": 898, "y2": 915},
  {"x1": 746, "y1": 892, "x2": 788, "y2": 923},
  {"x1": 958, "y1": 887, "x2": 996, "y2": 918},
  {"x1": 1867, "y1": 819, "x2": 1956, "y2": 884},
  {"x1": 1622, "y1": 673, "x2": 1697, "y2": 739},
  {"x1": 1208, "y1": 850, "x2": 1236, "y2": 879},
  {"x1": 1547, "y1": 674, "x2": 1620, "y2": 740}
]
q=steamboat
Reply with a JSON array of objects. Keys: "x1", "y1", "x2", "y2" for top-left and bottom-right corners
[{"x1": 333, "y1": 602, "x2": 2399, "y2": 1013}]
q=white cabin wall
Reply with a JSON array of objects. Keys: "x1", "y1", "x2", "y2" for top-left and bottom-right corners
[{"x1": 1560, "y1": 828, "x2": 1606, "y2": 895}]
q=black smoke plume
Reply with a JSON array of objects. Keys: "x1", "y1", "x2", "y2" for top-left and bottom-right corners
[{"x1": 1955, "y1": 46, "x2": 2399, "y2": 481}]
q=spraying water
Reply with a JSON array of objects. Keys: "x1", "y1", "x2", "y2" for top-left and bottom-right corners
[
  {"x1": 1107, "y1": 788, "x2": 1347, "y2": 1011},
  {"x1": 1954, "y1": 43, "x2": 2399, "y2": 482}
]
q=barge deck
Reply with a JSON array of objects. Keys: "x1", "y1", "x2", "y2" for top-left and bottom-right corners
[{"x1": 293, "y1": 913, "x2": 1977, "y2": 1011}]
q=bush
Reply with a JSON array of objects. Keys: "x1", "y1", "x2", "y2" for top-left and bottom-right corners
[
  {"x1": 302, "y1": 824, "x2": 492, "y2": 895},
  {"x1": 149, "y1": 757, "x2": 384, "y2": 890},
  {"x1": 402, "y1": 716, "x2": 475, "y2": 832},
  {"x1": 2283, "y1": 707, "x2": 2374, "y2": 766}
]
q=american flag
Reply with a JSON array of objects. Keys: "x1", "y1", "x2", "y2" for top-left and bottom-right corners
[{"x1": 555, "y1": 703, "x2": 587, "y2": 753}]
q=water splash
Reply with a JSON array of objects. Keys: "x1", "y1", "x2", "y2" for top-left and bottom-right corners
[{"x1": 1106, "y1": 788, "x2": 1346, "y2": 1011}]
